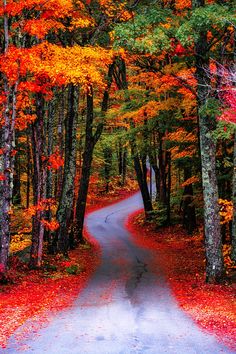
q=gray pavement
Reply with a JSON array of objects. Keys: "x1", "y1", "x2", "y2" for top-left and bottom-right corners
[{"x1": 4, "y1": 192, "x2": 236, "y2": 353}]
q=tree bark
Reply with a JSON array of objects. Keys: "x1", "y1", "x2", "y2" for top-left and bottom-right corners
[
  {"x1": 0, "y1": 2, "x2": 16, "y2": 277},
  {"x1": 76, "y1": 64, "x2": 115, "y2": 242},
  {"x1": 103, "y1": 146, "x2": 113, "y2": 193},
  {"x1": 193, "y1": 0, "x2": 224, "y2": 283},
  {"x1": 230, "y1": 30, "x2": 236, "y2": 261},
  {"x1": 130, "y1": 129, "x2": 153, "y2": 219},
  {"x1": 55, "y1": 91, "x2": 65, "y2": 199},
  {"x1": 56, "y1": 85, "x2": 78, "y2": 255},
  {"x1": 29, "y1": 93, "x2": 46, "y2": 268},
  {"x1": 12, "y1": 134, "x2": 21, "y2": 205},
  {"x1": 158, "y1": 133, "x2": 167, "y2": 205},
  {"x1": 231, "y1": 130, "x2": 236, "y2": 261},
  {"x1": 76, "y1": 88, "x2": 96, "y2": 242},
  {"x1": 181, "y1": 167, "x2": 197, "y2": 234},
  {"x1": 166, "y1": 151, "x2": 171, "y2": 225},
  {"x1": 0, "y1": 86, "x2": 18, "y2": 276},
  {"x1": 44, "y1": 100, "x2": 54, "y2": 243},
  {"x1": 26, "y1": 131, "x2": 31, "y2": 209}
]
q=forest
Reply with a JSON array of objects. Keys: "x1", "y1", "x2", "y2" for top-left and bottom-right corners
[{"x1": 0, "y1": 0, "x2": 236, "y2": 351}]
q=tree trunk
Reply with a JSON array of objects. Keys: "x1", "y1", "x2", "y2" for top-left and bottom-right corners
[
  {"x1": 231, "y1": 130, "x2": 236, "y2": 261},
  {"x1": 29, "y1": 93, "x2": 46, "y2": 268},
  {"x1": 103, "y1": 146, "x2": 113, "y2": 193},
  {"x1": 158, "y1": 134, "x2": 167, "y2": 205},
  {"x1": 55, "y1": 91, "x2": 64, "y2": 199},
  {"x1": 12, "y1": 135, "x2": 21, "y2": 205},
  {"x1": 0, "y1": 6, "x2": 16, "y2": 277},
  {"x1": 149, "y1": 130, "x2": 160, "y2": 202},
  {"x1": 76, "y1": 64, "x2": 115, "y2": 242},
  {"x1": 181, "y1": 167, "x2": 197, "y2": 234},
  {"x1": 44, "y1": 100, "x2": 54, "y2": 243},
  {"x1": 26, "y1": 131, "x2": 31, "y2": 209},
  {"x1": 56, "y1": 85, "x2": 78, "y2": 255},
  {"x1": 193, "y1": 0, "x2": 224, "y2": 283},
  {"x1": 130, "y1": 131, "x2": 153, "y2": 219},
  {"x1": 231, "y1": 30, "x2": 236, "y2": 261},
  {"x1": 166, "y1": 151, "x2": 171, "y2": 225},
  {"x1": 117, "y1": 141, "x2": 127, "y2": 186},
  {"x1": 76, "y1": 89, "x2": 96, "y2": 242}
]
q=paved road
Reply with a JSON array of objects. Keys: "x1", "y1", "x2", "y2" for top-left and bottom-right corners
[{"x1": 5, "y1": 192, "x2": 236, "y2": 353}]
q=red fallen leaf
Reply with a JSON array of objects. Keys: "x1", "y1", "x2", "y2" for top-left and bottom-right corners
[{"x1": 0, "y1": 173, "x2": 6, "y2": 181}]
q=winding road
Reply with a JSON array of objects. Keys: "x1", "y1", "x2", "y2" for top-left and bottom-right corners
[{"x1": 5, "y1": 192, "x2": 236, "y2": 354}]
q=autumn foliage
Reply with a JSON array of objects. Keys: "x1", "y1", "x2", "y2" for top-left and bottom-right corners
[{"x1": 0, "y1": 0, "x2": 236, "y2": 350}]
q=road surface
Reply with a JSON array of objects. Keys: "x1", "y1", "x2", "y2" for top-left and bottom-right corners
[{"x1": 5, "y1": 192, "x2": 235, "y2": 353}]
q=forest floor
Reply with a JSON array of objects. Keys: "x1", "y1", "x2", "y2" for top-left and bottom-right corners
[
  {"x1": 0, "y1": 177, "x2": 138, "y2": 349},
  {"x1": 126, "y1": 210, "x2": 236, "y2": 351}
]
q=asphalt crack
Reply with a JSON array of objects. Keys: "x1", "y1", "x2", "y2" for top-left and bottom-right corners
[{"x1": 125, "y1": 257, "x2": 148, "y2": 298}]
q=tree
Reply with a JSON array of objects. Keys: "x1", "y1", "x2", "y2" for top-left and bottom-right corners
[
  {"x1": 112, "y1": 0, "x2": 235, "y2": 281},
  {"x1": 76, "y1": 62, "x2": 115, "y2": 242}
]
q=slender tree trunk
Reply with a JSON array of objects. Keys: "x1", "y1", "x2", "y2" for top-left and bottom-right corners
[
  {"x1": 55, "y1": 92, "x2": 64, "y2": 199},
  {"x1": 117, "y1": 141, "x2": 127, "y2": 186},
  {"x1": 182, "y1": 167, "x2": 197, "y2": 234},
  {"x1": 56, "y1": 85, "x2": 78, "y2": 255},
  {"x1": 130, "y1": 131, "x2": 153, "y2": 219},
  {"x1": 0, "y1": 85, "x2": 18, "y2": 276},
  {"x1": 12, "y1": 135, "x2": 21, "y2": 205},
  {"x1": 149, "y1": 131, "x2": 160, "y2": 202},
  {"x1": 122, "y1": 147, "x2": 127, "y2": 186},
  {"x1": 76, "y1": 89, "x2": 96, "y2": 242},
  {"x1": 231, "y1": 130, "x2": 236, "y2": 261},
  {"x1": 193, "y1": 0, "x2": 224, "y2": 283},
  {"x1": 231, "y1": 30, "x2": 236, "y2": 261},
  {"x1": 44, "y1": 100, "x2": 54, "y2": 242},
  {"x1": 29, "y1": 93, "x2": 46, "y2": 268},
  {"x1": 158, "y1": 134, "x2": 167, "y2": 205},
  {"x1": 0, "y1": 2, "x2": 16, "y2": 277},
  {"x1": 26, "y1": 131, "x2": 31, "y2": 209},
  {"x1": 103, "y1": 146, "x2": 113, "y2": 193},
  {"x1": 118, "y1": 140, "x2": 123, "y2": 178},
  {"x1": 166, "y1": 151, "x2": 171, "y2": 225}
]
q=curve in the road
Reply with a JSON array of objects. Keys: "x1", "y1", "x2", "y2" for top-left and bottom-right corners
[{"x1": 5, "y1": 192, "x2": 236, "y2": 354}]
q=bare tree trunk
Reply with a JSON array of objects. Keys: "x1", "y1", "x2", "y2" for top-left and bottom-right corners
[
  {"x1": 29, "y1": 93, "x2": 46, "y2": 268},
  {"x1": 26, "y1": 131, "x2": 31, "y2": 209},
  {"x1": 130, "y1": 129, "x2": 153, "y2": 219},
  {"x1": 55, "y1": 92, "x2": 64, "y2": 199},
  {"x1": 44, "y1": 100, "x2": 54, "y2": 242},
  {"x1": 0, "y1": 36, "x2": 18, "y2": 277},
  {"x1": 231, "y1": 130, "x2": 236, "y2": 261},
  {"x1": 231, "y1": 31, "x2": 236, "y2": 261},
  {"x1": 12, "y1": 134, "x2": 21, "y2": 205},
  {"x1": 181, "y1": 167, "x2": 197, "y2": 234},
  {"x1": 56, "y1": 85, "x2": 78, "y2": 255},
  {"x1": 76, "y1": 88, "x2": 96, "y2": 242},
  {"x1": 166, "y1": 151, "x2": 171, "y2": 225},
  {"x1": 103, "y1": 146, "x2": 113, "y2": 193},
  {"x1": 193, "y1": 0, "x2": 224, "y2": 283}
]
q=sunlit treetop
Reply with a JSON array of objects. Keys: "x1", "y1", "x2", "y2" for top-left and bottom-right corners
[
  {"x1": 0, "y1": 41, "x2": 115, "y2": 105},
  {"x1": 98, "y1": 0, "x2": 132, "y2": 21},
  {"x1": 25, "y1": 42, "x2": 115, "y2": 89},
  {"x1": 1, "y1": 0, "x2": 94, "y2": 41}
]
